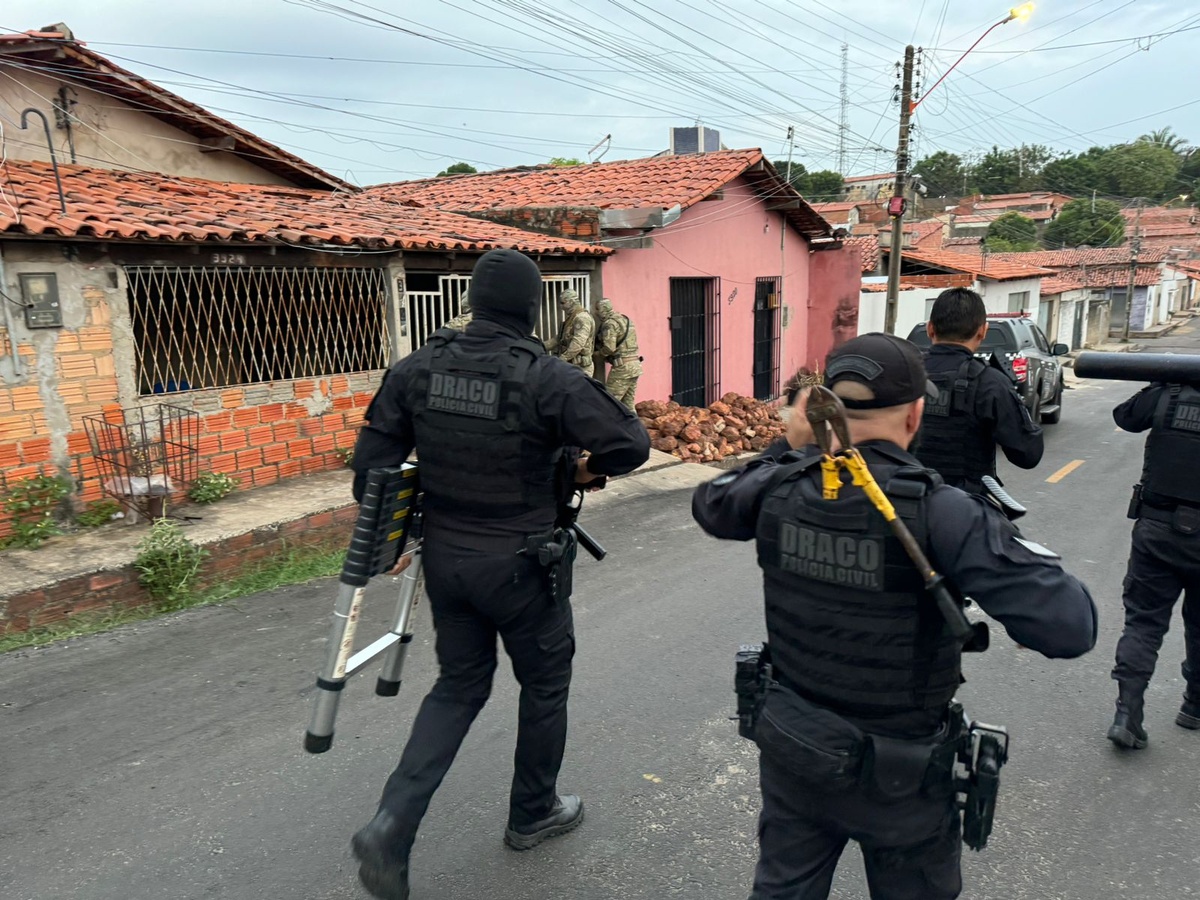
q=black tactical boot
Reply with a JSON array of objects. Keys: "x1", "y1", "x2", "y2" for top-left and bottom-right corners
[
  {"x1": 1107, "y1": 683, "x2": 1148, "y2": 750},
  {"x1": 351, "y1": 810, "x2": 410, "y2": 900},
  {"x1": 504, "y1": 795, "x2": 584, "y2": 851},
  {"x1": 1179, "y1": 661, "x2": 1200, "y2": 729}
]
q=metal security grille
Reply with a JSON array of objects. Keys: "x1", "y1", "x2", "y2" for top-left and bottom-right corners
[
  {"x1": 405, "y1": 272, "x2": 589, "y2": 350},
  {"x1": 753, "y1": 276, "x2": 782, "y2": 400},
  {"x1": 126, "y1": 266, "x2": 391, "y2": 395},
  {"x1": 669, "y1": 276, "x2": 721, "y2": 407}
]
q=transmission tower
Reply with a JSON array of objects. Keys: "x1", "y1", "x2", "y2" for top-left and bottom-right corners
[{"x1": 837, "y1": 42, "x2": 849, "y2": 174}]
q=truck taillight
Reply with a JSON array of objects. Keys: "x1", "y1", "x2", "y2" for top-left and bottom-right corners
[{"x1": 1011, "y1": 356, "x2": 1028, "y2": 382}]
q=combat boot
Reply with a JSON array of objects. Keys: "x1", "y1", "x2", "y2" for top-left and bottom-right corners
[
  {"x1": 1107, "y1": 682, "x2": 1148, "y2": 750},
  {"x1": 351, "y1": 810, "x2": 410, "y2": 900},
  {"x1": 1179, "y1": 661, "x2": 1200, "y2": 729},
  {"x1": 504, "y1": 794, "x2": 584, "y2": 851}
]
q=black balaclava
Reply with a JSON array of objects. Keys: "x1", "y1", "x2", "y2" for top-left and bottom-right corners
[{"x1": 468, "y1": 249, "x2": 542, "y2": 334}]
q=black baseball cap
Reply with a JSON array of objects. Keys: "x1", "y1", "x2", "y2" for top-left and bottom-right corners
[{"x1": 825, "y1": 333, "x2": 938, "y2": 410}]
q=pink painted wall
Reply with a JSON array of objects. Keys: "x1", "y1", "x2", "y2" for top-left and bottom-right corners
[
  {"x1": 809, "y1": 243, "x2": 866, "y2": 370},
  {"x1": 598, "y1": 176, "x2": 815, "y2": 403}
]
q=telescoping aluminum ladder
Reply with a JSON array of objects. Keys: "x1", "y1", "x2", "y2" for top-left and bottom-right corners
[{"x1": 304, "y1": 464, "x2": 422, "y2": 754}]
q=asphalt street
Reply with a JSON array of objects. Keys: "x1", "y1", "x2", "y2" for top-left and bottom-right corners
[{"x1": 3, "y1": 332, "x2": 1200, "y2": 900}]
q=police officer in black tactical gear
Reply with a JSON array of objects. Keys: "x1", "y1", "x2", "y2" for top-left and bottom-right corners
[
  {"x1": 692, "y1": 333, "x2": 1096, "y2": 900},
  {"x1": 348, "y1": 249, "x2": 649, "y2": 900},
  {"x1": 1107, "y1": 381, "x2": 1200, "y2": 750},
  {"x1": 917, "y1": 288, "x2": 1043, "y2": 494}
]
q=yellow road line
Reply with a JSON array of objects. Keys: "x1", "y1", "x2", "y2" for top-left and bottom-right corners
[{"x1": 1046, "y1": 459, "x2": 1086, "y2": 483}]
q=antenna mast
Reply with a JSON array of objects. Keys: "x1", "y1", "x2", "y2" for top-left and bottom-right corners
[{"x1": 837, "y1": 42, "x2": 849, "y2": 173}]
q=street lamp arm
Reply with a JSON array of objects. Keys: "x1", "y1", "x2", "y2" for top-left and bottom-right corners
[{"x1": 910, "y1": 14, "x2": 1014, "y2": 113}]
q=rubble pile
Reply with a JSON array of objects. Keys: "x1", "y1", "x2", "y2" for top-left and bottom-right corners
[{"x1": 635, "y1": 393, "x2": 786, "y2": 463}]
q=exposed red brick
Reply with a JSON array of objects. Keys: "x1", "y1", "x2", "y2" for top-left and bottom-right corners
[
  {"x1": 262, "y1": 443, "x2": 289, "y2": 464},
  {"x1": 232, "y1": 407, "x2": 259, "y2": 428},
  {"x1": 258, "y1": 403, "x2": 285, "y2": 423},
  {"x1": 248, "y1": 425, "x2": 274, "y2": 446},
  {"x1": 273, "y1": 422, "x2": 300, "y2": 442},
  {"x1": 220, "y1": 432, "x2": 249, "y2": 451},
  {"x1": 88, "y1": 571, "x2": 130, "y2": 591},
  {"x1": 311, "y1": 434, "x2": 335, "y2": 454},
  {"x1": 235, "y1": 449, "x2": 263, "y2": 469}
]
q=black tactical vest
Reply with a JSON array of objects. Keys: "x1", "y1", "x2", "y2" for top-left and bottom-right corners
[
  {"x1": 917, "y1": 355, "x2": 995, "y2": 493},
  {"x1": 755, "y1": 450, "x2": 963, "y2": 719},
  {"x1": 1144, "y1": 384, "x2": 1200, "y2": 505},
  {"x1": 408, "y1": 329, "x2": 558, "y2": 517}
]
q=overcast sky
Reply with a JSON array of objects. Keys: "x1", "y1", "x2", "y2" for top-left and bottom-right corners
[{"x1": 4, "y1": 0, "x2": 1199, "y2": 186}]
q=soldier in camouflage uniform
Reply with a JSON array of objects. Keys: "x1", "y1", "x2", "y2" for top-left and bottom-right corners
[
  {"x1": 444, "y1": 291, "x2": 472, "y2": 332},
  {"x1": 593, "y1": 297, "x2": 642, "y2": 410},
  {"x1": 546, "y1": 289, "x2": 595, "y2": 377}
]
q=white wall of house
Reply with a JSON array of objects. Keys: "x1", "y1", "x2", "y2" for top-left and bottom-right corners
[
  {"x1": 975, "y1": 276, "x2": 1042, "y2": 318},
  {"x1": 1044, "y1": 288, "x2": 1091, "y2": 351},
  {"x1": 859, "y1": 287, "x2": 945, "y2": 338}
]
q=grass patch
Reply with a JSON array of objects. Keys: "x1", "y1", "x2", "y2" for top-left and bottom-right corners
[{"x1": 0, "y1": 544, "x2": 347, "y2": 654}]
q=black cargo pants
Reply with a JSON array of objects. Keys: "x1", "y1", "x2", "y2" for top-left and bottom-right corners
[
  {"x1": 375, "y1": 536, "x2": 575, "y2": 851},
  {"x1": 1112, "y1": 517, "x2": 1200, "y2": 691},
  {"x1": 749, "y1": 753, "x2": 962, "y2": 900}
]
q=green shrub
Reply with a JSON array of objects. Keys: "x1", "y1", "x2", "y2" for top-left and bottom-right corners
[
  {"x1": 134, "y1": 519, "x2": 208, "y2": 610},
  {"x1": 1, "y1": 474, "x2": 73, "y2": 550},
  {"x1": 188, "y1": 471, "x2": 239, "y2": 504},
  {"x1": 75, "y1": 499, "x2": 122, "y2": 528}
]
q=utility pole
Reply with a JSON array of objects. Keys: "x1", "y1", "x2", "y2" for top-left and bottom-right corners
[
  {"x1": 884, "y1": 44, "x2": 915, "y2": 335},
  {"x1": 1122, "y1": 198, "x2": 1144, "y2": 343},
  {"x1": 838, "y1": 43, "x2": 849, "y2": 175}
]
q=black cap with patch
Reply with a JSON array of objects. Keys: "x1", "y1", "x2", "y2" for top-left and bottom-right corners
[{"x1": 825, "y1": 332, "x2": 938, "y2": 410}]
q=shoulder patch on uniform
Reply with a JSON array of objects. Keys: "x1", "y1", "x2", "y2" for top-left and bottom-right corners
[{"x1": 1012, "y1": 536, "x2": 1061, "y2": 559}]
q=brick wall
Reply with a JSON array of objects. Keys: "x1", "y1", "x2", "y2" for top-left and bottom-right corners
[
  {"x1": 0, "y1": 503, "x2": 358, "y2": 634},
  {"x1": 0, "y1": 285, "x2": 122, "y2": 529}
]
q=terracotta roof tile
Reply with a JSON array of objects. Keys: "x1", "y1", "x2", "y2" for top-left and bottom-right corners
[
  {"x1": 843, "y1": 173, "x2": 893, "y2": 184},
  {"x1": 367, "y1": 150, "x2": 832, "y2": 238},
  {"x1": 0, "y1": 159, "x2": 607, "y2": 256},
  {"x1": 987, "y1": 248, "x2": 1169, "y2": 267},
  {"x1": 888, "y1": 248, "x2": 1054, "y2": 281},
  {"x1": 846, "y1": 235, "x2": 879, "y2": 272}
]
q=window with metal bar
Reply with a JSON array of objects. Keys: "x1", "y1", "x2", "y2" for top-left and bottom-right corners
[
  {"x1": 126, "y1": 266, "x2": 391, "y2": 395},
  {"x1": 404, "y1": 272, "x2": 590, "y2": 351}
]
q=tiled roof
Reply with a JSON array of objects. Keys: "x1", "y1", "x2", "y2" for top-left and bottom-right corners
[
  {"x1": 843, "y1": 173, "x2": 893, "y2": 184},
  {"x1": 811, "y1": 201, "x2": 862, "y2": 213},
  {"x1": 0, "y1": 27, "x2": 349, "y2": 191},
  {"x1": 846, "y1": 235, "x2": 879, "y2": 272},
  {"x1": 889, "y1": 248, "x2": 1054, "y2": 281},
  {"x1": 1171, "y1": 261, "x2": 1200, "y2": 280},
  {"x1": 971, "y1": 192, "x2": 1073, "y2": 210},
  {"x1": 954, "y1": 209, "x2": 1056, "y2": 223},
  {"x1": 908, "y1": 219, "x2": 945, "y2": 248},
  {"x1": 1041, "y1": 268, "x2": 1161, "y2": 293},
  {"x1": 944, "y1": 236, "x2": 983, "y2": 247},
  {"x1": 988, "y1": 248, "x2": 1169, "y2": 268},
  {"x1": 0, "y1": 159, "x2": 607, "y2": 255},
  {"x1": 368, "y1": 149, "x2": 832, "y2": 239}
]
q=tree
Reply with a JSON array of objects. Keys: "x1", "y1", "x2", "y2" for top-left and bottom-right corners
[
  {"x1": 985, "y1": 212, "x2": 1038, "y2": 252},
  {"x1": 1139, "y1": 127, "x2": 1189, "y2": 154},
  {"x1": 803, "y1": 170, "x2": 845, "y2": 200},
  {"x1": 547, "y1": 157, "x2": 583, "y2": 167},
  {"x1": 1040, "y1": 147, "x2": 1107, "y2": 196},
  {"x1": 769, "y1": 161, "x2": 843, "y2": 199},
  {"x1": 973, "y1": 144, "x2": 1054, "y2": 194},
  {"x1": 1096, "y1": 142, "x2": 1181, "y2": 200},
  {"x1": 1044, "y1": 198, "x2": 1126, "y2": 248},
  {"x1": 912, "y1": 151, "x2": 965, "y2": 198},
  {"x1": 436, "y1": 161, "x2": 477, "y2": 177}
]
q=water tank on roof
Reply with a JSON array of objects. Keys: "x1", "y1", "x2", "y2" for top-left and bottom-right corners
[{"x1": 670, "y1": 126, "x2": 720, "y2": 155}]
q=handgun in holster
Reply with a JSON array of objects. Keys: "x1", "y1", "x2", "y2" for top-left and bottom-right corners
[
  {"x1": 952, "y1": 701, "x2": 1009, "y2": 852},
  {"x1": 734, "y1": 642, "x2": 772, "y2": 740}
]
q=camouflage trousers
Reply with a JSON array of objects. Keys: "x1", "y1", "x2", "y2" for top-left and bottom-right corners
[{"x1": 605, "y1": 359, "x2": 642, "y2": 411}]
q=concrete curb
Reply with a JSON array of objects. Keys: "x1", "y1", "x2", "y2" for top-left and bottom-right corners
[{"x1": 1, "y1": 445, "x2": 729, "y2": 629}]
